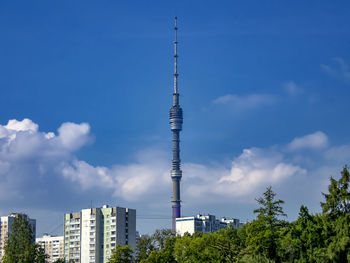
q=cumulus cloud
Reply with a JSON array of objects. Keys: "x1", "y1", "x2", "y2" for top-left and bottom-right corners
[
  {"x1": 58, "y1": 122, "x2": 90, "y2": 151},
  {"x1": 62, "y1": 149, "x2": 170, "y2": 202},
  {"x1": 287, "y1": 131, "x2": 328, "y2": 151},
  {"x1": 0, "y1": 119, "x2": 90, "y2": 202},
  {"x1": 213, "y1": 94, "x2": 275, "y2": 110},
  {"x1": 321, "y1": 57, "x2": 350, "y2": 83},
  {"x1": 183, "y1": 147, "x2": 306, "y2": 201},
  {"x1": 0, "y1": 118, "x2": 170, "y2": 205},
  {"x1": 0, "y1": 119, "x2": 342, "y2": 206},
  {"x1": 1, "y1": 118, "x2": 349, "y2": 234}
]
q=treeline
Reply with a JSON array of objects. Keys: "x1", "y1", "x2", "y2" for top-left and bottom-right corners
[
  {"x1": 112, "y1": 166, "x2": 350, "y2": 263},
  {"x1": 3, "y1": 167, "x2": 350, "y2": 263}
]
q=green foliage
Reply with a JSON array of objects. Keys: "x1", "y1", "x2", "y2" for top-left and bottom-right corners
[
  {"x1": 321, "y1": 166, "x2": 350, "y2": 217},
  {"x1": 253, "y1": 186, "x2": 287, "y2": 226},
  {"x1": 3, "y1": 214, "x2": 47, "y2": 263},
  {"x1": 108, "y1": 245, "x2": 134, "y2": 263},
  {"x1": 278, "y1": 206, "x2": 329, "y2": 262},
  {"x1": 141, "y1": 237, "x2": 176, "y2": 263},
  {"x1": 137, "y1": 166, "x2": 350, "y2": 263},
  {"x1": 239, "y1": 254, "x2": 275, "y2": 263},
  {"x1": 152, "y1": 229, "x2": 174, "y2": 250},
  {"x1": 53, "y1": 259, "x2": 66, "y2": 263},
  {"x1": 246, "y1": 186, "x2": 287, "y2": 262},
  {"x1": 136, "y1": 229, "x2": 174, "y2": 262},
  {"x1": 136, "y1": 234, "x2": 155, "y2": 262}
]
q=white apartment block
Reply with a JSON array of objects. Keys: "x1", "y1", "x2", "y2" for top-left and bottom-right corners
[
  {"x1": 0, "y1": 213, "x2": 36, "y2": 260},
  {"x1": 64, "y1": 205, "x2": 136, "y2": 263},
  {"x1": 176, "y1": 214, "x2": 242, "y2": 236},
  {"x1": 36, "y1": 234, "x2": 64, "y2": 263}
]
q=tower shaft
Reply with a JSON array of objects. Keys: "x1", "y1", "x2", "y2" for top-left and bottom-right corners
[{"x1": 169, "y1": 17, "x2": 183, "y2": 232}]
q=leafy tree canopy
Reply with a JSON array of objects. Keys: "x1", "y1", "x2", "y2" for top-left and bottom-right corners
[{"x1": 108, "y1": 244, "x2": 134, "y2": 263}]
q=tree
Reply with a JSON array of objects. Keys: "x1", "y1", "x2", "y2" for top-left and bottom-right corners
[
  {"x1": 246, "y1": 186, "x2": 287, "y2": 262},
  {"x1": 53, "y1": 259, "x2": 66, "y2": 263},
  {"x1": 3, "y1": 214, "x2": 47, "y2": 263},
  {"x1": 152, "y1": 229, "x2": 174, "y2": 251},
  {"x1": 278, "y1": 206, "x2": 329, "y2": 263},
  {"x1": 108, "y1": 245, "x2": 134, "y2": 263},
  {"x1": 253, "y1": 186, "x2": 287, "y2": 226},
  {"x1": 141, "y1": 237, "x2": 176, "y2": 263},
  {"x1": 135, "y1": 234, "x2": 155, "y2": 262},
  {"x1": 321, "y1": 166, "x2": 350, "y2": 218}
]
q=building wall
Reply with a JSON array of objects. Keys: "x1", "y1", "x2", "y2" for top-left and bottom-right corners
[
  {"x1": 126, "y1": 208, "x2": 136, "y2": 251},
  {"x1": 175, "y1": 217, "x2": 195, "y2": 235},
  {"x1": 176, "y1": 214, "x2": 241, "y2": 236},
  {"x1": 64, "y1": 212, "x2": 81, "y2": 262},
  {"x1": 81, "y1": 209, "x2": 93, "y2": 263},
  {"x1": 36, "y1": 235, "x2": 64, "y2": 263},
  {"x1": 64, "y1": 205, "x2": 136, "y2": 263}
]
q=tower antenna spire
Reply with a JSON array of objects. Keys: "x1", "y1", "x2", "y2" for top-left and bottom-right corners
[
  {"x1": 169, "y1": 16, "x2": 183, "y2": 233},
  {"x1": 174, "y1": 16, "x2": 179, "y2": 94}
]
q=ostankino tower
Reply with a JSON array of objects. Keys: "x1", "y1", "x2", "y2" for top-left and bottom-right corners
[{"x1": 169, "y1": 17, "x2": 183, "y2": 232}]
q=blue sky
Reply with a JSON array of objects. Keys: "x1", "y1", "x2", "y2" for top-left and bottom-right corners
[{"x1": 1, "y1": 1, "x2": 350, "y2": 236}]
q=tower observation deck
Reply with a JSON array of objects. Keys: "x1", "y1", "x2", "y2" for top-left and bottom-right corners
[{"x1": 169, "y1": 16, "x2": 183, "y2": 232}]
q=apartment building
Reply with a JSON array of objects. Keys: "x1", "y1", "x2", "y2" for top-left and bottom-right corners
[
  {"x1": 64, "y1": 205, "x2": 136, "y2": 263},
  {"x1": 36, "y1": 234, "x2": 64, "y2": 263}
]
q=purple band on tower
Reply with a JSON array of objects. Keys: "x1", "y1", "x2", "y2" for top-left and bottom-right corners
[{"x1": 172, "y1": 205, "x2": 181, "y2": 218}]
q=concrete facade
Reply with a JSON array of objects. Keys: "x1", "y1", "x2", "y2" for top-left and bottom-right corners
[
  {"x1": 176, "y1": 214, "x2": 242, "y2": 236},
  {"x1": 64, "y1": 205, "x2": 136, "y2": 263},
  {"x1": 36, "y1": 234, "x2": 64, "y2": 263}
]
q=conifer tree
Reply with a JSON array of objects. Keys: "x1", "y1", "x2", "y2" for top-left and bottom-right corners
[{"x1": 3, "y1": 214, "x2": 46, "y2": 263}]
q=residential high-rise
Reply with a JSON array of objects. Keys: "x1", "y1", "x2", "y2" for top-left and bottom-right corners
[
  {"x1": 0, "y1": 213, "x2": 36, "y2": 260},
  {"x1": 169, "y1": 16, "x2": 183, "y2": 232},
  {"x1": 63, "y1": 205, "x2": 136, "y2": 263},
  {"x1": 36, "y1": 234, "x2": 64, "y2": 263}
]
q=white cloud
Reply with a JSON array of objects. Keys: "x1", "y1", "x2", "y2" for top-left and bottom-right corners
[
  {"x1": 213, "y1": 94, "x2": 274, "y2": 110},
  {"x1": 0, "y1": 119, "x2": 90, "y2": 202},
  {"x1": 288, "y1": 131, "x2": 328, "y2": 151},
  {"x1": 183, "y1": 148, "x2": 306, "y2": 200},
  {"x1": 321, "y1": 57, "x2": 350, "y2": 83},
  {"x1": 1, "y1": 118, "x2": 349, "y2": 235},
  {"x1": 57, "y1": 122, "x2": 90, "y2": 151},
  {"x1": 62, "y1": 160, "x2": 113, "y2": 190},
  {"x1": 5, "y1": 118, "x2": 38, "y2": 132},
  {"x1": 62, "y1": 149, "x2": 170, "y2": 202},
  {"x1": 0, "y1": 119, "x2": 340, "y2": 206}
]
